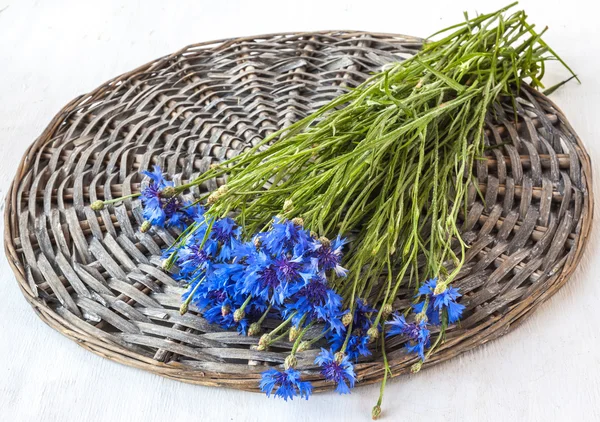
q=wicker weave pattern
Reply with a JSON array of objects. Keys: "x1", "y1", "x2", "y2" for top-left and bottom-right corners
[{"x1": 4, "y1": 31, "x2": 592, "y2": 392}]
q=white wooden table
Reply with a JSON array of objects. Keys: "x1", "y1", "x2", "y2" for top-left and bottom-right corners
[{"x1": 1, "y1": 1, "x2": 599, "y2": 420}]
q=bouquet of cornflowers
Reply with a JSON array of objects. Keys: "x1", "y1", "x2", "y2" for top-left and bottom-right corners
[{"x1": 92, "y1": 2, "x2": 575, "y2": 418}]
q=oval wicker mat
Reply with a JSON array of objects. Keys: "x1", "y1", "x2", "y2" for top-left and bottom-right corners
[{"x1": 4, "y1": 31, "x2": 593, "y2": 392}]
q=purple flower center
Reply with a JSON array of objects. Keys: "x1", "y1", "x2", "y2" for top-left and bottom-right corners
[
  {"x1": 320, "y1": 361, "x2": 346, "y2": 383},
  {"x1": 259, "y1": 265, "x2": 279, "y2": 289},
  {"x1": 208, "y1": 290, "x2": 227, "y2": 302},
  {"x1": 315, "y1": 246, "x2": 340, "y2": 271},
  {"x1": 275, "y1": 258, "x2": 301, "y2": 282},
  {"x1": 213, "y1": 226, "x2": 232, "y2": 243},
  {"x1": 163, "y1": 197, "x2": 182, "y2": 217},
  {"x1": 142, "y1": 184, "x2": 161, "y2": 201},
  {"x1": 301, "y1": 280, "x2": 328, "y2": 306},
  {"x1": 190, "y1": 245, "x2": 209, "y2": 264},
  {"x1": 272, "y1": 371, "x2": 296, "y2": 390},
  {"x1": 402, "y1": 322, "x2": 422, "y2": 341}
]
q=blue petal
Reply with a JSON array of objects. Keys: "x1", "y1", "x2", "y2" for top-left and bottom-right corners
[
  {"x1": 335, "y1": 380, "x2": 351, "y2": 395},
  {"x1": 447, "y1": 300, "x2": 465, "y2": 323}
]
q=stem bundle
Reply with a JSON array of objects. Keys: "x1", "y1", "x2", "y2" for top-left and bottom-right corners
[{"x1": 181, "y1": 3, "x2": 574, "y2": 313}]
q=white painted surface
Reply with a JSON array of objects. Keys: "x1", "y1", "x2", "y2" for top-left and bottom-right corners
[{"x1": 1, "y1": 1, "x2": 598, "y2": 421}]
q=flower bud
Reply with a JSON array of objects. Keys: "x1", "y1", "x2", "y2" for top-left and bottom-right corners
[
  {"x1": 283, "y1": 199, "x2": 294, "y2": 213},
  {"x1": 334, "y1": 351, "x2": 346, "y2": 363},
  {"x1": 217, "y1": 185, "x2": 229, "y2": 195},
  {"x1": 411, "y1": 361, "x2": 423, "y2": 373},
  {"x1": 209, "y1": 163, "x2": 219, "y2": 170},
  {"x1": 179, "y1": 301, "x2": 189, "y2": 316},
  {"x1": 296, "y1": 341, "x2": 310, "y2": 352},
  {"x1": 310, "y1": 231, "x2": 318, "y2": 239},
  {"x1": 319, "y1": 236, "x2": 331, "y2": 248},
  {"x1": 414, "y1": 311, "x2": 428, "y2": 323},
  {"x1": 433, "y1": 283, "x2": 446, "y2": 295},
  {"x1": 256, "y1": 343, "x2": 268, "y2": 351},
  {"x1": 291, "y1": 217, "x2": 304, "y2": 227},
  {"x1": 288, "y1": 326, "x2": 301, "y2": 342},
  {"x1": 253, "y1": 237, "x2": 261, "y2": 248},
  {"x1": 342, "y1": 312, "x2": 353, "y2": 327},
  {"x1": 207, "y1": 192, "x2": 219, "y2": 205},
  {"x1": 233, "y1": 308, "x2": 245, "y2": 322},
  {"x1": 140, "y1": 220, "x2": 152, "y2": 233},
  {"x1": 161, "y1": 259, "x2": 172, "y2": 271},
  {"x1": 372, "y1": 405, "x2": 382, "y2": 420},
  {"x1": 161, "y1": 186, "x2": 176, "y2": 198},
  {"x1": 367, "y1": 327, "x2": 379, "y2": 343},
  {"x1": 381, "y1": 304, "x2": 393, "y2": 320},
  {"x1": 284, "y1": 354, "x2": 297, "y2": 370},
  {"x1": 221, "y1": 304, "x2": 231, "y2": 317},
  {"x1": 258, "y1": 334, "x2": 271, "y2": 347},
  {"x1": 248, "y1": 322, "x2": 261, "y2": 336},
  {"x1": 90, "y1": 200, "x2": 105, "y2": 211}
]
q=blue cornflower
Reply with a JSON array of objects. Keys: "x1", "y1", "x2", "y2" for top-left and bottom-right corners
[
  {"x1": 353, "y1": 299, "x2": 377, "y2": 332},
  {"x1": 262, "y1": 218, "x2": 313, "y2": 256},
  {"x1": 203, "y1": 303, "x2": 250, "y2": 335},
  {"x1": 287, "y1": 276, "x2": 342, "y2": 326},
  {"x1": 163, "y1": 198, "x2": 188, "y2": 228},
  {"x1": 141, "y1": 181, "x2": 166, "y2": 227},
  {"x1": 325, "y1": 298, "x2": 377, "y2": 361},
  {"x1": 413, "y1": 278, "x2": 465, "y2": 324},
  {"x1": 141, "y1": 180, "x2": 161, "y2": 209},
  {"x1": 189, "y1": 283, "x2": 227, "y2": 315},
  {"x1": 210, "y1": 262, "x2": 246, "y2": 288},
  {"x1": 329, "y1": 332, "x2": 371, "y2": 361},
  {"x1": 181, "y1": 219, "x2": 218, "y2": 255},
  {"x1": 324, "y1": 315, "x2": 346, "y2": 336},
  {"x1": 189, "y1": 271, "x2": 266, "y2": 335},
  {"x1": 210, "y1": 218, "x2": 241, "y2": 261},
  {"x1": 433, "y1": 286, "x2": 465, "y2": 324},
  {"x1": 412, "y1": 299, "x2": 440, "y2": 325},
  {"x1": 184, "y1": 204, "x2": 206, "y2": 221},
  {"x1": 273, "y1": 254, "x2": 313, "y2": 284},
  {"x1": 232, "y1": 239, "x2": 257, "y2": 260},
  {"x1": 241, "y1": 251, "x2": 300, "y2": 304},
  {"x1": 259, "y1": 368, "x2": 313, "y2": 401},
  {"x1": 314, "y1": 236, "x2": 348, "y2": 277},
  {"x1": 177, "y1": 243, "x2": 211, "y2": 276},
  {"x1": 140, "y1": 166, "x2": 189, "y2": 228},
  {"x1": 141, "y1": 166, "x2": 171, "y2": 188},
  {"x1": 203, "y1": 294, "x2": 231, "y2": 322},
  {"x1": 386, "y1": 314, "x2": 431, "y2": 360},
  {"x1": 314, "y1": 349, "x2": 356, "y2": 394},
  {"x1": 417, "y1": 278, "x2": 438, "y2": 296}
]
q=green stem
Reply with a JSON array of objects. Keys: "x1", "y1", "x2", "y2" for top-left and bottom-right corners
[
  {"x1": 269, "y1": 329, "x2": 291, "y2": 346},
  {"x1": 103, "y1": 192, "x2": 140, "y2": 204},
  {"x1": 257, "y1": 303, "x2": 273, "y2": 325},
  {"x1": 374, "y1": 334, "x2": 391, "y2": 413},
  {"x1": 291, "y1": 322, "x2": 314, "y2": 355},
  {"x1": 179, "y1": 276, "x2": 205, "y2": 315},
  {"x1": 269, "y1": 311, "x2": 297, "y2": 338},
  {"x1": 238, "y1": 295, "x2": 252, "y2": 313}
]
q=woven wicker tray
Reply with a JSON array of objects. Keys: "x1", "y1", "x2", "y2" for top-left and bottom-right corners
[{"x1": 5, "y1": 31, "x2": 592, "y2": 392}]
